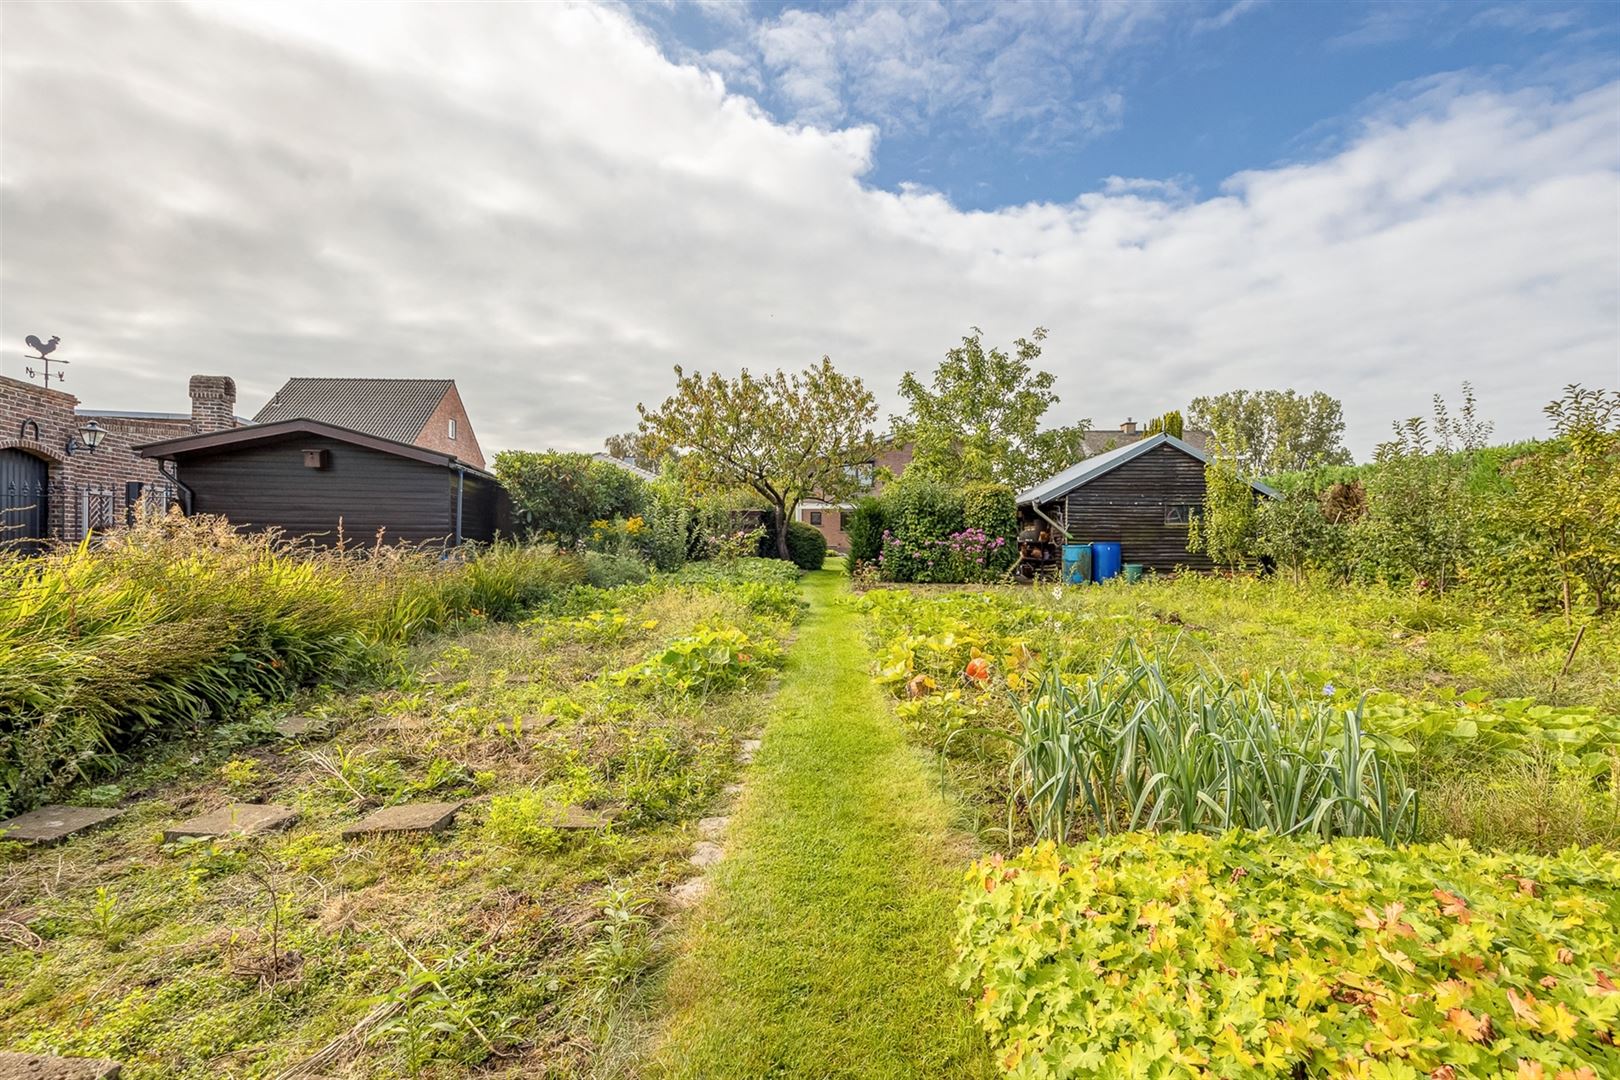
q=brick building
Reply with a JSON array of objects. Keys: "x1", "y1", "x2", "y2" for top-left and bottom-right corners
[
  {"x1": 796, "y1": 442, "x2": 915, "y2": 553},
  {"x1": 253, "y1": 378, "x2": 486, "y2": 470},
  {"x1": 1, "y1": 374, "x2": 240, "y2": 545}
]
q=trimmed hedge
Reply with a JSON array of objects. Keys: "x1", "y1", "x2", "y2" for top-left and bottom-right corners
[
  {"x1": 956, "y1": 833, "x2": 1620, "y2": 1079},
  {"x1": 785, "y1": 519, "x2": 828, "y2": 571},
  {"x1": 846, "y1": 496, "x2": 886, "y2": 565}
]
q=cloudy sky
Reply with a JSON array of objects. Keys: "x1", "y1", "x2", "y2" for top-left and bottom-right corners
[{"x1": 2, "y1": 1, "x2": 1617, "y2": 459}]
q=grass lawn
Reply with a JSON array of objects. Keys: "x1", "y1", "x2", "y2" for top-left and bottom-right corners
[{"x1": 649, "y1": 564, "x2": 991, "y2": 1079}]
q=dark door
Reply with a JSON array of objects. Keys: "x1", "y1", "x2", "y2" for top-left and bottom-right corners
[{"x1": 1, "y1": 449, "x2": 50, "y2": 551}]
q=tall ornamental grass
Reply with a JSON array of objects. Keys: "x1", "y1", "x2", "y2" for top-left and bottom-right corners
[
  {"x1": 964, "y1": 642, "x2": 1417, "y2": 844},
  {"x1": 0, "y1": 514, "x2": 581, "y2": 814}
]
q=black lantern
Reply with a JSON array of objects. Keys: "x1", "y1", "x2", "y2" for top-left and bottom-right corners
[{"x1": 66, "y1": 419, "x2": 107, "y2": 456}]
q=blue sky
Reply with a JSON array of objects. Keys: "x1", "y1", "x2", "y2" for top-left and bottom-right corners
[{"x1": 632, "y1": 0, "x2": 1620, "y2": 209}]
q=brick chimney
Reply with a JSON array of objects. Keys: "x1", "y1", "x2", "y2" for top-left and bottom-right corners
[
  {"x1": 1120, "y1": 417, "x2": 1137, "y2": 436},
  {"x1": 189, "y1": 375, "x2": 237, "y2": 433}
]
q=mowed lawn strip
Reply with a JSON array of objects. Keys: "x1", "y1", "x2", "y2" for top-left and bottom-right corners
[{"x1": 651, "y1": 566, "x2": 991, "y2": 1079}]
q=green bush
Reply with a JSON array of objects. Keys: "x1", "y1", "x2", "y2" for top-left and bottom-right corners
[
  {"x1": 878, "y1": 478, "x2": 965, "y2": 582},
  {"x1": 961, "y1": 483, "x2": 1018, "y2": 574},
  {"x1": 583, "y1": 551, "x2": 650, "y2": 588},
  {"x1": 493, "y1": 450, "x2": 649, "y2": 546},
  {"x1": 785, "y1": 520, "x2": 828, "y2": 571},
  {"x1": 641, "y1": 482, "x2": 690, "y2": 572},
  {"x1": 956, "y1": 832, "x2": 1620, "y2": 1079},
  {"x1": 845, "y1": 496, "x2": 886, "y2": 565}
]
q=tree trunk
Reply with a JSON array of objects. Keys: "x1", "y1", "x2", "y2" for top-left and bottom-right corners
[{"x1": 774, "y1": 501, "x2": 792, "y2": 561}]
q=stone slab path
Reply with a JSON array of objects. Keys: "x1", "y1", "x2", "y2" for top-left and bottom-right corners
[
  {"x1": 0, "y1": 807, "x2": 123, "y2": 845},
  {"x1": 0, "y1": 1052, "x2": 121, "y2": 1079},
  {"x1": 164, "y1": 803, "x2": 298, "y2": 844},
  {"x1": 340, "y1": 801, "x2": 461, "y2": 839}
]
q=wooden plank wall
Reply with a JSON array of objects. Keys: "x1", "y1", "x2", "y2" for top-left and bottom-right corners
[
  {"x1": 179, "y1": 434, "x2": 455, "y2": 546},
  {"x1": 1048, "y1": 443, "x2": 1215, "y2": 573}
]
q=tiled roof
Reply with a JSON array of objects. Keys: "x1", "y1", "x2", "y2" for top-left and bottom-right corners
[{"x1": 253, "y1": 378, "x2": 452, "y2": 445}]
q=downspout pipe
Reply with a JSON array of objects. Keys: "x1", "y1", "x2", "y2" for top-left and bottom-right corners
[
  {"x1": 453, "y1": 464, "x2": 466, "y2": 547},
  {"x1": 1031, "y1": 502, "x2": 1071, "y2": 541}
]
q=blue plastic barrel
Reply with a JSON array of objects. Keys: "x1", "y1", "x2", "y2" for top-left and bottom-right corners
[
  {"x1": 1062, "y1": 543, "x2": 1092, "y2": 585},
  {"x1": 1091, "y1": 541, "x2": 1123, "y2": 583}
]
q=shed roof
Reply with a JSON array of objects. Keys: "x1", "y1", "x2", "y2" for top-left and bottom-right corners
[
  {"x1": 253, "y1": 378, "x2": 454, "y2": 444},
  {"x1": 1016, "y1": 433, "x2": 1278, "y2": 506},
  {"x1": 136, "y1": 418, "x2": 494, "y2": 478}
]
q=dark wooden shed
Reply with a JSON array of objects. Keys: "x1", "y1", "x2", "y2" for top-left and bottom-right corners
[
  {"x1": 138, "y1": 419, "x2": 509, "y2": 546},
  {"x1": 1016, "y1": 433, "x2": 1276, "y2": 573}
]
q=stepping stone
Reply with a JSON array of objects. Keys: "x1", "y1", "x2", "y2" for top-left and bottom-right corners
[
  {"x1": 689, "y1": 841, "x2": 724, "y2": 869},
  {"x1": 342, "y1": 802, "x2": 461, "y2": 840},
  {"x1": 164, "y1": 803, "x2": 298, "y2": 844},
  {"x1": 273, "y1": 715, "x2": 321, "y2": 739},
  {"x1": 544, "y1": 806, "x2": 618, "y2": 830},
  {"x1": 737, "y1": 739, "x2": 762, "y2": 764},
  {"x1": 697, "y1": 816, "x2": 728, "y2": 840},
  {"x1": 723, "y1": 784, "x2": 744, "y2": 798},
  {"x1": 668, "y1": 877, "x2": 709, "y2": 909},
  {"x1": 503, "y1": 673, "x2": 534, "y2": 685},
  {"x1": 0, "y1": 806, "x2": 123, "y2": 846},
  {"x1": 0, "y1": 1052, "x2": 122, "y2": 1079}
]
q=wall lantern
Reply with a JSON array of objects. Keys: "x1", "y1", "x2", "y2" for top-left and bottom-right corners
[{"x1": 65, "y1": 420, "x2": 107, "y2": 456}]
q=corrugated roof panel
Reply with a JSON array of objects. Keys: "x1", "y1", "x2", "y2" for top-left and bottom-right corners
[{"x1": 253, "y1": 378, "x2": 453, "y2": 445}]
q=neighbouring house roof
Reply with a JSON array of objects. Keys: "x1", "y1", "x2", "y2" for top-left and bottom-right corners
[
  {"x1": 253, "y1": 378, "x2": 455, "y2": 445},
  {"x1": 1081, "y1": 427, "x2": 1211, "y2": 455},
  {"x1": 1016, "y1": 433, "x2": 1278, "y2": 506},
  {"x1": 591, "y1": 453, "x2": 659, "y2": 483},
  {"x1": 136, "y1": 417, "x2": 494, "y2": 477}
]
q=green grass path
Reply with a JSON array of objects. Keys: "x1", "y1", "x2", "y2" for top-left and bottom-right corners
[{"x1": 650, "y1": 567, "x2": 990, "y2": 1079}]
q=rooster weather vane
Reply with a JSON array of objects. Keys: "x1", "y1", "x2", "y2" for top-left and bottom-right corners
[{"x1": 23, "y1": 334, "x2": 68, "y2": 386}]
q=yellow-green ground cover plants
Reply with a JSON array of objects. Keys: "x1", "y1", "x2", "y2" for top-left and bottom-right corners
[{"x1": 860, "y1": 574, "x2": 1620, "y2": 1078}]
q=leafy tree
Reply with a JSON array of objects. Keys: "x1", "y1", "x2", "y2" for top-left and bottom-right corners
[
  {"x1": 1188, "y1": 451, "x2": 1260, "y2": 570},
  {"x1": 961, "y1": 483, "x2": 1019, "y2": 574},
  {"x1": 1187, "y1": 389, "x2": 1351, "y2": 475},
  {"x1": 1508, "y1": 384, "x2": 1620, "y2": 616},
  {"x1": 602, "y1": 431, "x2": 665, "y2": 472},
  {"x1": 1356, "y1": 413, "x2": 1472, "y2": 594},
  {"x1": 1255, "y1": 490, "x2": 1329, "y2": 583},
  {"x1": 637, "y1": 358, "x2": 877, "y2": 561},
  {"x1": 1143, "y1": 410, "x2": 1185, "y2": 439},
  {"x1": 895, "y1": 327, "x2": 1088, "y2": 491}
]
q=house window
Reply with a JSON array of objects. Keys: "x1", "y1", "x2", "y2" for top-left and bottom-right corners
[
  {"x1": 839, "y1": 511, "x2": 849, "y2": 531},
  {"x1": 448, "y1": 418, "x2": 457, "y2": 440},
  {"x1": 1165, "y1": 502, "x2": 1198, "y2": 527},
  {"x1": 809, "y1": 510, "x2": 823, "y2": 526}
]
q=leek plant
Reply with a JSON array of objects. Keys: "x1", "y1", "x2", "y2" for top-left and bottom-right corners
[{"x1": 957, "y1": 641, "x2": 1418, "y2": 845}]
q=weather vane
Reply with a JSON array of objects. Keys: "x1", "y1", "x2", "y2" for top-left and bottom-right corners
[{"x1": 23, "y1": 334, "x2": 67, "y2": 386}]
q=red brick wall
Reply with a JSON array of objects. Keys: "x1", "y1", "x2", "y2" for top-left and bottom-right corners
[
  {"x1": 2, "y1": 375, "x2": 197, "y2": 540},
  {"x1": 799, "y1": 505, "x2": 850, "y2": 552},
  {"x1": 414, "y1": 383, "x2": 485, "y2": 469}
]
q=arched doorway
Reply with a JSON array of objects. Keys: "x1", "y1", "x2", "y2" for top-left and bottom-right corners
[{"x1": 1, "y1": 448, "x2": 50, "y2": 551}]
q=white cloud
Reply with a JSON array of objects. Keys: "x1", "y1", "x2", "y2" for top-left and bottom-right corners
[{"x1": 2, "y1": 1, "x2": 1615, "y2": 462}]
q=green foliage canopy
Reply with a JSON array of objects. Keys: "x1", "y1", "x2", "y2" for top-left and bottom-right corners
[
  {"x1": 896, "y1": 327, "x2": 1088, "y2": 491},
  {"x1": 638, "y1": 358, "x2": 877, "y2": 561},
  {"x1": 1188, "y1": 388, "x2": 1352, "y2": 475}
]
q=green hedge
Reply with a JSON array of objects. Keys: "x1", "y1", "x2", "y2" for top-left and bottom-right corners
[
  {"x1": 845, "y1": 496, "x2": 886, "y2": 565},
  {"x1": 785, "y1": 520, "x2": 828, "y2": 571},
  {"x1": 956, "y1": 832, "x2": 1620, "y2": 1078},
  {"x1": 961, "y1": 483, "x2": 1018, "y2": 575}
]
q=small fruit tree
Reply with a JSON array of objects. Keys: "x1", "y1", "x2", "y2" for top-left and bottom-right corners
[{"x1": 638, "y1": 358, "x2": 877, "y2": 562}]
